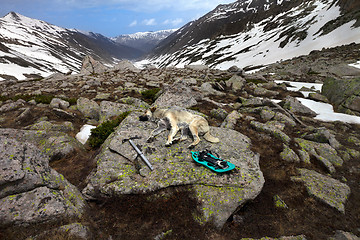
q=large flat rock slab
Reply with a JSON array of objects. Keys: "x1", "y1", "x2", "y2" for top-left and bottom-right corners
[{"x1": 83, "y1": 111, "x2": 264, "y2": 228}]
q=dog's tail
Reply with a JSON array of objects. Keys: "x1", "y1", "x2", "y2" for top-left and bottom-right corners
[{"x1": 203, "y1": 131, "x2": 219, "y2": 143}]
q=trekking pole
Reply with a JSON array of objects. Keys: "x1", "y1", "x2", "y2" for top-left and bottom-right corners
[{"x1": 122, "y1": 137, "x2": 154, "y2": 171}]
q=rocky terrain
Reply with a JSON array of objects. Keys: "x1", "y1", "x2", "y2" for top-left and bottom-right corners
[{"x1": 0, "y1": 43, "x2": 360, "y2": 240}]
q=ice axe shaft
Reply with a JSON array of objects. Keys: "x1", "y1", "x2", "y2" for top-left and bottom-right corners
[{"x1": 124, "y1": 138, "x2": 153, "y2": 171}]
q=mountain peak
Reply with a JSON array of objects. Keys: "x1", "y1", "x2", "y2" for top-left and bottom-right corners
[{"x1": 4, "y1": 11, "x2": 22, "y2": 21}]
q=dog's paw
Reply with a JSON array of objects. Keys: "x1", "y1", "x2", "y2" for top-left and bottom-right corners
[{"x1": 165, "y1": 142, "x2": 172, "y2": 147}]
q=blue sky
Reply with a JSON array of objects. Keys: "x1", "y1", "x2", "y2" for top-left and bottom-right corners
[{"x1": 0, "y1": 0, "x2": 234, "y2": 37}]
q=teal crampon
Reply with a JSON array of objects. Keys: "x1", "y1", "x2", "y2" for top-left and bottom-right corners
[{"x1": 191, "y1": 150, "x2": 235, "y2": 173}]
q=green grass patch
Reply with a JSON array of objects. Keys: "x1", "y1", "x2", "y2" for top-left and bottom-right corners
[
  {"x1": 34, "y1": 95, "x2": 54, "y2": 104},
  {"x1": 88, "y1": 111, "x2": 131, "y2": 148},
  {"x1": 141, "y1": 88, "x2": 161, "y2": 103}
]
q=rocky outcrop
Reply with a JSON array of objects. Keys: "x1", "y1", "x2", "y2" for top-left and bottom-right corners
[
  {"x1": 292, "y1": 168, "x2": 350, "y2": 213},
  {"x1": 0, "y1": 128, "x2": 84, "y2": 162},
  {"x1": 0, "y1": 137, "x2": 85, "y2": 227},
  {"x1": 154, "y1": 80, "x2": 202, "y2": 108},
  {"x1": 80, "y1": 55, "x2": 108, "y2": 75},
  {"x1": 82, "y1": 111, "x2": 264, "y2": 228},
  {"x1": 322, "y1": 77, "x2": 360, "y2": 116}
]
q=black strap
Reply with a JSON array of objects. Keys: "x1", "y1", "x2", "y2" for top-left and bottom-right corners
[{"x1": 198, "y1": 150, "x2": 228, "y2": 169}]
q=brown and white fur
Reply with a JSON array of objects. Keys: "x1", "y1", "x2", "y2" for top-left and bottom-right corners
[{"x1": 139, "y1": 107, "x2": 219, "y2": 148}]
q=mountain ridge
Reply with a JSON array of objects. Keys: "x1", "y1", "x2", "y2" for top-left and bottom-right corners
[
  {"x1": 0, "y1": 12, "x2": 142, "y2": 81},
  {"x1": 147, "y1": 0, "x2": 360, "y2": 69}
]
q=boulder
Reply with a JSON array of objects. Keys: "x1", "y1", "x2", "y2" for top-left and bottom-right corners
[
  {"x1": 280, "y1": 144, "x2": 301, "y2": 163},
  {"x1": 49, "y1": 98, "x2": 70, "y2": 109},
  {"x1": 220, "y1": 110, "x2": 242, "y2": 129},
  {"x1": 0, "y1": 128, "x2": 84, "y2": 162},
  {"x1": 27, "y1": 120, "x2": 74, "y2": 132},
  {"x1": 80, "y1": 55, "x2": 108, "y2": 75},
  {"x1": 250, "y1": 120, "x2": 291, "y2": 143},
  {"x1": 154, "y1": 80, "x2": 201, "y2": 108},
  {"x1": 118, "y1": 97, "x2": 150, "y2": 109},
  {"x1": 292, "y1": 168, "x2": 350, "y2": 213},
  {"x1": 201, "y1": 82, "x2": 226, "y2": 96},
  {"x1": 82, "y1": 111, "x2": 264, "y2": 228},
  {"x1": 77, "y1": 97, "x2": 100, "y2": 121},
  {"x1": 226, "y1": 75, "x2": 246, "y2": 92},
  {"x1": 328, "y1": 230, "x2": 360, "y2": 240},
  {"x1": 114, "y1": 60, "x2": 139, "y2": 72},
  {"x1": 308, "y1": 92, "x2": 329, "y2": 103},
  {"x1": 322, "y1": 77, "x2": 360, "y2": 115},
  {"x1": 99, "y1": 101, "x2": 136, "y2": 123},
  {"x1": 281, "y1": 96, "x2": 317, "y2": 117},
  {"x1": 0, "y1": 137, "x2": 85, "y2": 227},
  {"x1": 295, "y1": 138, "x2": 343, "y2": 173}
]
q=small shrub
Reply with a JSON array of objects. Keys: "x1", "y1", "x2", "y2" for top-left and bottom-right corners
[
  {"x1": 35, "y1": 95, "x2": 54, "y2": 104},
  {"x1": 141, "y1": 88, "x2": 161, "y2": 103},
  {"x1": 88, "y1": 111, "x2": 131, "y2": 148}
]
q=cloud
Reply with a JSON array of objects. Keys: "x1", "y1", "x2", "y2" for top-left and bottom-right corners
[
  {"x1": 129, "y1": 20, "x2": 137, "y2": 27},
  {"x1": 142, "y1": 18, "x2": 157, "y2": 26},
  {"x1": 163, "y1": 18, "x2": 183, "y2": 26}
]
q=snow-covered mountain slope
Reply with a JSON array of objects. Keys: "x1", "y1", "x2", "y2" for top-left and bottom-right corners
[
  {"x1": 113, "y1": 29, "x2": 177, "y2": 54},
  {"x1": 146, "y1": 0, "x2": 360, "y2": 69},
  {"x1": 0, "y1": 12, "x2": 142, "y2": 81}
]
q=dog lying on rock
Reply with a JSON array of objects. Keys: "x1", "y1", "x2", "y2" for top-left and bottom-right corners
[{"x1": 139, "y1": 106, "x2": 219, "y2": 148}]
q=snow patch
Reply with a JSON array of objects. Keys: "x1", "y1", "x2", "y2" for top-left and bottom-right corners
[
  {"x1": 76, "y1": 125, "x2": 96, "y2": 145},
  {"x1": 297, "y1": 98, "x2": 360, "y2": 124}
]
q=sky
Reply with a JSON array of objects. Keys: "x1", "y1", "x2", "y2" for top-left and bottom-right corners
[{"x1": 0, "y1": 0, "x2": 235, "y2": 37}]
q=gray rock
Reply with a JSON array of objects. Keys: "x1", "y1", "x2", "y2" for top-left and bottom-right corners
[
  {"x1": 59, "y1": 223, "x2": 92, "y2": 240},
  {"x1": 295, "y1": 138, "x2": 343, "y2": 173},
  {"x1": 118, "y1": 97, "x2": 150, "y2": 109},
  {"x1": 322, "y1": 78, "x2": 360, "y2": 115},
  {"x1": 82, "y1": 112, "x2": 264, "y2": 229},
  {"x1": 281, "y1": 96, "x2": 317, "y2": 117},
  {"x1": 253, "y1": 86, "x2": 279, "y2": 97},
  {"x1": 0, "y1": 128, "x2": 84, "y2": 162},
  {"x1": 308, "y1": 92, "x2": 329, "y2": 103},
  {"x1": 94, "y1": 92, "x2": 111, "y2": 101},
  {"x1": 201, "y1": 82, "x2": 226, "y2": 96},
  {"x1": 80, "y1": 55, "x2": 108, "y2": 75},
  {"x1": 328, "y1": 230, "x2": 360, "y2": 240},
  {"x1": 292, "y1": 168, "x2": 351, "y2": 213},
  {"x1": 226, "y1": 75, "x2": 246, "y2": 91},
  {"x1": 50, "y1": 98, "x2": 70, "y2": 109},
  {"x1": 260, "y1": 107, "x2": 275, "y2": 121},
  {"x1": 0, "y1": 137, "x2": 85, "y2": 226},
  {"x1": 250, "y1": 120, "x2": 291, "y2": 143},
  {"x1": 273, "y1": 112, "x2": 297, "y2": 127},
  {"x1": 77, "y1": 97, "x2": 100, "y2": 121},
  {"x1": 280, "y1": 144, "x2": 301, "y2": 163},
  {"x1": 0, "y1": 99, "x2": 25, "y2": 113},
  {"x1": 210, "y1": 108, "x2": 228, "y2": 120},
  {"x1": 303, "y1": 127, "x2": 341, "y2": 149},
  {"x1": 220, "y1": 110, "x2": 242, "y2": 129},
  {"x1": 155, "y1": 81, "x2": 201, "y2": 108},
  {"x1": 184, "y1": 64, "x2": 209, "y2": 71},
  {"x1": 99, "y1": 101, "x2": 135, "y2": 123},
  {"x1": 27, "y1": 121, "x2": 74, "y2": 132},
  {"x1": 114, "y1": 60, "x2": 139, "y2": 72},
  {"x1": 240, "y1": 235, "x2": 307, "y2": 240}
]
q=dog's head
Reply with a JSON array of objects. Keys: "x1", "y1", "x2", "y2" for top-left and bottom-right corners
[{"x1": 139, "y1": 107, "x2": 157, "y2": 121}]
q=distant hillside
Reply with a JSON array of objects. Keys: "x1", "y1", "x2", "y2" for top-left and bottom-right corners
[
  {"x1": 146, "y1": 0, "x2": 360, "y2": 69},
  {"x1": 0, "y1": 12, "x2": 142, "y2": 81}
]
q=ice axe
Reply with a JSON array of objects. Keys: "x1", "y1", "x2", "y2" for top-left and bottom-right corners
[{"x1": 122, "y1": 136, "x2": 154, "y2": 171}]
